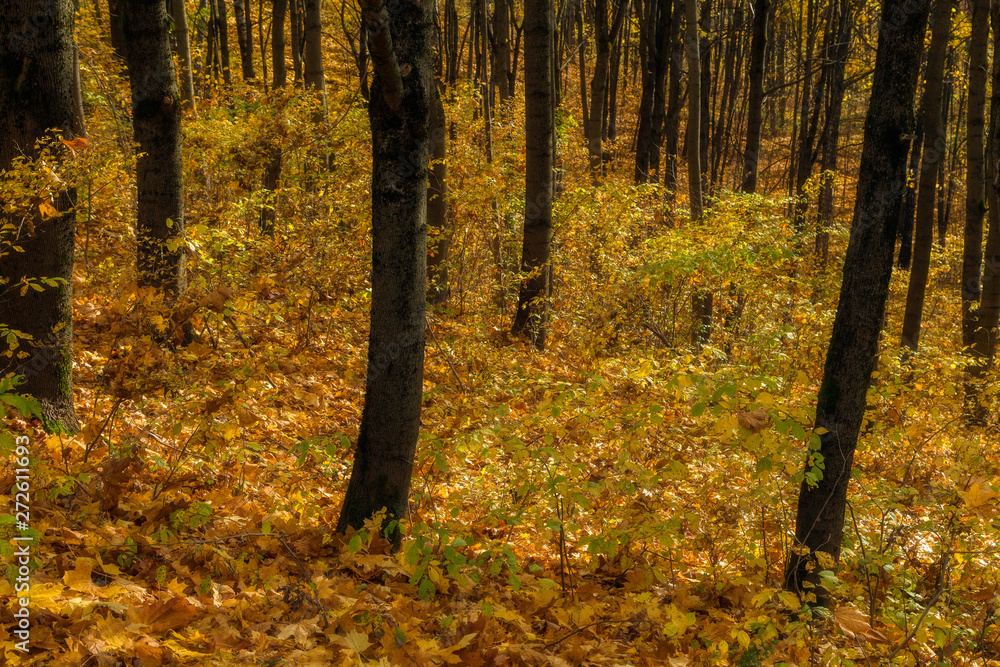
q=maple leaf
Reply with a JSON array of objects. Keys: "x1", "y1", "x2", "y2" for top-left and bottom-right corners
[{"x1": 129, "y1": 597, "x2": 201, "y2": 632}]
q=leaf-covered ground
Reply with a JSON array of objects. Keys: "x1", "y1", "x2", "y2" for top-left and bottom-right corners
[{"x1": 2, "y1": 5, "x2": 1000, "y2": 666}]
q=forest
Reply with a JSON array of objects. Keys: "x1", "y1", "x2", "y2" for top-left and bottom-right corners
[{"x1": 1, "y1": 0, "x2": 999, "y2": 662}]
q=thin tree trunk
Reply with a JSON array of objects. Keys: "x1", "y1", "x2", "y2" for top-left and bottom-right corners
[
  {"x1": 740, "y1": 0, "x2": 769, "y2": 193},
  {"x1": 216, "y1": 0, "x2": 232, "y2": 84},
  {"x1": 123, "y1": 0, "x2": 187, "y2": 296},
  {"x1": 260, "y1": 0, "x2": 287, "y2": 234},
  {"x1": 900, "y1": 0, "x2": 954, "y2": 351},
  {"x1": 232, "y1": 0, "x2": 256, "y2": 79},
  {"x1": 512, "y1": 0, "x2": 554, "y2": 348},
  {"x1": 496, "y1": 0, "x2": 511, "y2": 101},
  {"x1": 685, "y1": 0, "x2": 702, "y2": 219},
  {"x1": 785, "y1": 0, "x2": 929, "y2": 598},
  {"x1": 170, "y1": 0, "x2": 198, "y2": 115},
  {"x1": 290, "y1": 0, "x2": 303, "y2": 83},
  {"x1": 962, "y1": 0, "x2": 988, "y2": 354},
  {"x1": 967, "y1": 0, "x2": 1000, "y2": 423}
]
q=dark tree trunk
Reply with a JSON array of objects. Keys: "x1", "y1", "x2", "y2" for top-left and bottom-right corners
[
  {"x1": 900, "y1": 0, "x2": 953, "y2": 351},
  {"x1": 0, "y1": 0, "x2": 79, "y2": 431},
  {"x1": 785, "y1": 0, "x2": 929, "y2": 597},
  {"x1": 337, "y1": 0, "x2": 431, "y2": 548},
  {"x1": 290, "y1": 0, "x2": 302, "y2": 83},
  {"x1": 109, "y1": 0, "x2": 127, "y2": 59},
  {"x1": 661, "y1": 0, "x2": 682, "y2": 190},
  {"x1": 512, "y1": 0, "x2": 554, "y2": 348},
  {"x1": 216, "y1": 0, "x2": 232, "y2": 84},
  {"x1": 495, "y1": 0, "x2": 511, "y2": 101},
  {"x1": 697, "y1": 0, "x2": 710, "y2": 191},
  {"x1": 635, "y1": 0, "x2": 671, "y2": 183},
  {"x1": 272, "y1": 0, "x2": 288, "y2": 88},
  {"x1": 606, "y1": 29, "x2": 623, "y2": 142},
  {"x1": 814, "y1": 0, "x2": 850, "y2": 267},
  {"x1": 686, "y1": 0, "x2": 702, "y2": 219},
  {"x1": 740, "y1": 0, "x2": 769, "y2": 193},
  {"x1": 427, "y1": 83, "x2": 451, "y2": 304},
  {"x1": 261, "y1": 0, "x2": 287, "y2": 234},
  {"x1": 232, "y1": 0, "x2": 255, "y2": 80},
  {"x1": 586, "y1": 0, "x2": 628, "y2": 175},
  {"x1": 967, "y1": 0, "x2": 1000, "y2": 423},
  {"x1": 303, "y1": 0, "x2": 326, "y2": 111},
  {"x1": 123, "y1": 0, "x2": 187, "y2": 295},
  {"x1": 962, "y1": 0, "x2": 988, "y2": 352}
]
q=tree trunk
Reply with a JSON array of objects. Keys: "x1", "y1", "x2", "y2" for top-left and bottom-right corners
[
  {"x1": 123, "y1": 0, "x2": 187, "y2": 296},
  {"x1": 661, "y1": 0, "x2": 682, "y2": 190},
  {"x1": 290, "y1": 0, "x2": 303, "y2": 83},
  {"x1": 740, "y1": 0, "x2": 769, "y2": 193},
  {"x1": 576, "y1": 1, "x2": 589, "y2": 135},
  {"x1": 216, "y1": 0, "x2": 232, "y2": 84},
  {"x1": 337, "y1": 0, "x2": 431, "y2": 548},
  {"x1": 785, "y1": 0, "x2": 929, "y2": 597},
  {"x1": 496, "y1": 0, "x2": 511, "y2": 101},
  {"x1": 109, "y1": 0, "x2": 127, "y2": 60},
  {"x1": 303, "y1": 0, "x2": 326, "y2": 111},
  {"x1": 512, "y1": 0, "x2": 554, "y2": 349},
  {"x1": 0, "y1": 0, "x2": 79, "y2": 431},
  {"x1": 232, "y1": 0, "x2": 256, "y2": 80},
  {"x1": 586, "y1": 0, "x2": 628, "y2": 175},
  {"x1": 900, "y1": 0, "x2": 953, "y2": 351},
  {"x1": 962, "y1": 0, "x2": 988, "y2": 344},
  {"x1": 170, "y1": 0, "x2": 197, "y2": 115},
  {"x1": 261, "y1": 0, "x2": 287, "y2": 234},
  {"x1": 273, "y1": 0, "x2": 288, "y2": 86},
  {"x1": 967, "y1": 0, "x2": 1000, "y2": 423},
  {"x1": 814, "y1": 0, "x2": 850, "y2": 268},
  {"x1": 685, "y1": 0, "x2": 702, "y2": 219}
]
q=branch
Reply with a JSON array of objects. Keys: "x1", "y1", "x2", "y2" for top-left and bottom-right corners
[{"x1": 362, "y1": 0, "x2": 403, "y2": 111}]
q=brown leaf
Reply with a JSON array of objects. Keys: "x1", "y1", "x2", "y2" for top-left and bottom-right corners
[
  {"x1": 737, "y1": 409, "x2": 769, "y2": 433},
  {"x1": 130, "y1": 597, "x2": 201, "y2": 632}
]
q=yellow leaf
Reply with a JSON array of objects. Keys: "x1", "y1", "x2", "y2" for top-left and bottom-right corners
[
  {"x1": 778, "y1": 591, "x2": 801, "y2": 612},
  {"x1": 63, "y1": 558, "x2": 96, "y2": 592},
  {"x1": 960, "y1": 481, "x2": 998, "y2": 509}
]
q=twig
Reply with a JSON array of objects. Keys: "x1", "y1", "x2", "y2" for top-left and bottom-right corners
[
  {"x1": 426, "y1": 316, "x2": 467, "y2": 393},
  {"x1": 886, "y1": 589, "x2": 944, "y2": 660}
]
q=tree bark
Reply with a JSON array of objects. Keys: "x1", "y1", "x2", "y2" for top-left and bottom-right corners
[
  {"x1": 968, "y1": 0, "x2": 1000, "y2": 423},
  {"x1": 740, "y1": 0, "x2": 769, "y2": 193},
  {"x1": 785, "y1": 0, "x2": 929, "y2": 597},
  {"x1": 962, "y1": 0, "x2": 987, "y2": 355},
  {"x1": 303, "y1": 0, "x2": 326, "y2": 110},
  {"x1": 170, "y1": 0, "x2": 198, "y2": 115},
  {"x1": 495, "y1": 0, "x2": 511, "y2": 101},
  {"x1": 261, "y1": 0, "x2": 287, "y2": 234},
  {"x1": 337, "y1": 0, "x2": 431, "y2": 548},
  {"x1": 123, "y1": 0, "x2": 187, "y2": 296},
  {"x1": 586, "y1": 0, "x2": 628, "y2": 175},
  {"x1": 900, "y1": 0, "x2": 953, "y2": 351},
  {"x1": 0, "y1": 0, "x2": 79, "y2": 431},
  {"x1": 512, "y1": 0, "x2": 554, "y2": 348},
  {"x1": 685, "y1": 0, "x2": 702, "y2": 219},
  {"x1": 232, "y1": 0, "x2": 256, "y2": 80},
  {"x1": 216, "y1": 0, "x2": 232, "y2": 84}
]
